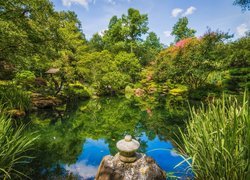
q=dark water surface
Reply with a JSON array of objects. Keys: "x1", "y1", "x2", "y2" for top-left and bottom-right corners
[{"x1": 28, "y1": 97, "x2": 192, "y2": 179}]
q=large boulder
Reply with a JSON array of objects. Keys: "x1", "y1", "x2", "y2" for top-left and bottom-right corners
[
  {"x1": 96, "y1": 153, "x2": 166, "y2": 180},
  {"x1": 31, "y1": 93, "x2": 62, "y2": 109}
]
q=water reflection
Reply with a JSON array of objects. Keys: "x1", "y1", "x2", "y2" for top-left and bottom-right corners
[
  {"x1": 28, "y1": 97, "x2": 191, "y2": 179},
  {"x1": 63, "y1": 135, "x2": 191, "y2": 179},
  {"x1": 64, "y1": 139, "x2": 109, "y2": 179}
]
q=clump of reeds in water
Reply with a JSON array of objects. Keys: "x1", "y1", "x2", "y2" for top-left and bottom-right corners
[
  {"x1": 0, "y1": 109, "x2": 38, "y2": 179},
  {"x1": 176, "y1": 93, "x2": 249, "y2": 179}
]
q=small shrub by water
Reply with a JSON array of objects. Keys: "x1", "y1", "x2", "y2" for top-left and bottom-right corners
[
  {"x1": 0, "y1": 109, "x2": 38, "y2": 179},
  {"x1": 177, "y1": 93, "x2": 249, "y2": 179}
]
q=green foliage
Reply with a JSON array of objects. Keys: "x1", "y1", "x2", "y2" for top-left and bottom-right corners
[
  {"x1": 0, "y1": 110, "x2": 38, "y2": 179},
  {"x1": 77, "y1": 50, "x2": 141, "y2": 95},
  {"x1": 228, "y1": 36, "x2": 250, "y2": 67},
  {"x1": 155, "y1": 31, "x2": 229, "y2": 90},
  {"x1": 223, "y1": 68, "x2": 250, "y2": 92},
  {"x1": 88, "y1": 33, "x2": 104, "y2": 52},
  {"x1": 139, "y1": 32, "x2": 163, "y2": 65},
  {"x1": 171, "y1": 17, "x2": 196, "y2": 43},
  {"x1": 100, "y1": 71, "x2": 131, "y2": 94},
  {"x1": 114, "y1": 52, "x2": 141, "y2": 81},
  {"x1": 14, "y1": 70, "x2": 36, "y2": 89},
  {"x1": 102, "y1": 8, "x2": 150, "y2": 63},
  {"x1": 0, "y1": 84, "x2": 31, "y2": 111},
  {"x1": 123, "y1": 8, "x2": 149, "y2": 42},
  {"x1": 77, "y1": 50, "x2": 113, "y2": 83},
  {"x1": 177, "y1": 93, "x2": 250, "y2": 179},
  {"x1": 188, "y1": 84, "x2": 222, "y2": 100},
  {"x1": 222, "y1": 36, "x2": 250, "y2": 92},
  {"x1": 64, "y1": 82, "x2": 91, "y2": 98}
]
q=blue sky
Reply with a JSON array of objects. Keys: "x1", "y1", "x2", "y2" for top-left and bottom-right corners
[{"x1": 51, "y1": 0, "x2": 250, "y2": 45}]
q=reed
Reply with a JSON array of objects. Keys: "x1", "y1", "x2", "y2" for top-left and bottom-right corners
[
  {"x1": 176, "y1": 93, "x2": 249, "y2": 179},
  {"x1": 0, "y1": 84, "x2": 31, "y2": 111},
  {"x1": 0, "y1": 109, "x2": 38, "y2": 179}
]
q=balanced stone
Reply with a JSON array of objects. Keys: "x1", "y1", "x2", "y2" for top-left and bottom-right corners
[
  {"x1": 116, "y1": 135, "x2": 140, "y2": 163},
  {"x1": 95, "y1": 135, "x2": 166, "y2": 180}
]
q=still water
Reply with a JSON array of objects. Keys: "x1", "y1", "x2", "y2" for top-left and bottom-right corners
[{"x1": 28, "y1": 97, "x2": 192, "y2": 179}]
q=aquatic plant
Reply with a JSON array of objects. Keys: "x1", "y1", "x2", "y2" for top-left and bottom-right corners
[
  {"x1": 0, "y1": 84, "x2": 31, "y2": 111},
  {"x1": 176, "y1": 93, "x2": 249, "y2": 179},
  {"x1": 0, "y1": 109, "x2": 38, "y2": 179}
]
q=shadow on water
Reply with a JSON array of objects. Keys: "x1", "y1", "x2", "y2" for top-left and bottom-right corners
[{"x1": 26, "y1": 97, "x2": 193, "y2": 179}]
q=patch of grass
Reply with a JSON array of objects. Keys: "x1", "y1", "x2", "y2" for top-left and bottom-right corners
[{"x1": 176, "y1": 92, "x2": 249, "y2": 179}]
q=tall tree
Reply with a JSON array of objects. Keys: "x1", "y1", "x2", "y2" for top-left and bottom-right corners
[
  {"x1": 122, "y1": 8, "x2": 149, "y2": 42},
  {"x1": 171, "y1": 17, "x2": 196, "y2": 43},
  {"x1": 103, "y1": 8, "x2": 149, "y2": 56}
]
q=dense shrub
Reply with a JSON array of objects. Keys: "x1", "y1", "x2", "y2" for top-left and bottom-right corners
[{"x1": 64, "y1": 82, "x2": 91, "y2": 98}]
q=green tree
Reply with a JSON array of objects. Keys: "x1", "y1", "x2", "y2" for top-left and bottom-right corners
[
  {"x1": 122, "y1": 8, "x2": 149, "y2": 42},
  {"x1": 103, "y1": 8, "x2": 149, "y2": 55},
  {"x1": 171, "y1": 17, "x2": 196, "y2": 43},
  {"x1": 140, "y1": 32, "x2": 163, "y2": 65},
  {"x1": 103, "y1": 18, "x2": 128, "y2": 53},
  {"x1": 155, "y1": 31, "x2": 228, "y2": 89},
  {"x1": 77, "y1": 50, "x2": 117, "y2": 93},
  {"x1": 114, "y1": 52, "x2": 141, "y2": 82},
  {"x1": 88, "y1": 33, "x2": 104, "y2": 52},
  {"x1": 122, "y1": 8, "x2": 149, "y2": 52},
  {"x1": 223, "y1": 36, "x2": 250, "y2": 91},
  {"x1": 0, "y1": 0, "x2": 55, "y2": 71}
]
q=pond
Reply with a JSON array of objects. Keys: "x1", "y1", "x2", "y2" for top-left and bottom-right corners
[{"x1": 27, "y1": 97, "x2": 192, "y2": 179}]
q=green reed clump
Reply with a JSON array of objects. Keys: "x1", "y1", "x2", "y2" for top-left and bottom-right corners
[
  {"x1": 177, "y1": 93, "x2": 249, "y2": 179},
  {"x1": 0, "y1": 109, "x2": 38, "y2": 179},
  {"x1": 0, "y1": 84, "x2": 31, "y2": 111}
]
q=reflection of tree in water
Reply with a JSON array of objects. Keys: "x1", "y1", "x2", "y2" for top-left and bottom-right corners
[
  {"x1": 28, "y1": 97, "x2": 188, "y2": 178},
  {"x1": 28, "y1": 120, "x2": 86, "y2": 178}
]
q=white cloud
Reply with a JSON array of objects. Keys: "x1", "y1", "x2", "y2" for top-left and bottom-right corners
[
  {"x1": 62, "y1": 0, "x2": 91, "y2": 8},
  {"x1": 171, "y1": 8, "x2": 183, "y2": 17},
  {"x1": 164, "y1": 30, "x2": 172, "y2": 37},
  {"x1": 236, "y1": 24, "x2": 248, "y2": 37},
  {"x1": 182, "y1": 6, "x2": 196, "y2": 16},
  {"x1": 65, "y1": 160, "x2": 98, "y2": 178},
  {"x1": 62, "y1": 0, "x2": 132, "y2": 8},
  {"x1": 172, "y1": 6, "x2": 197, "y2": 18}
]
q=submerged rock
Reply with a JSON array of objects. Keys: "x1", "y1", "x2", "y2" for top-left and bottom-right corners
[{"x1": 95, "y1": 153, "x2": 166, "y2": 180}]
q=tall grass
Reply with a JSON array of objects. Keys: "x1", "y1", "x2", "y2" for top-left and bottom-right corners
[
  {"x1": 0, "y1": 109, "x2": 38, "y2": 179},
  {"x1": 0, "y1": 84, "x2": 31, "y2": 111},
  {"x1": 176, "y1": 93, "x2": 249, "y2": 179}
]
